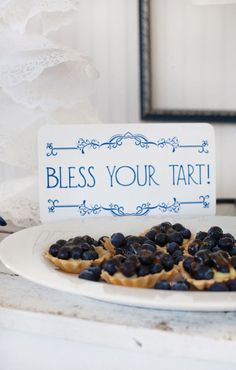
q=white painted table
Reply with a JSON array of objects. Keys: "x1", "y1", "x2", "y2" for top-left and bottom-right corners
[{"x1": 1, "y1": 205, "x2": 236, "y2": 370}]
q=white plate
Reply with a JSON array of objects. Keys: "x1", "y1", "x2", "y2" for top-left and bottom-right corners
[{"x1": 1, "y1": 215, "x2": 236, "y2": 311}]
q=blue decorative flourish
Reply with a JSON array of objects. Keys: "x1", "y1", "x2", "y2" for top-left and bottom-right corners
[
  {"x1": 199, "y1": 140, "x2": 209, "y2": 154},
  {"x1": 46, "y1": 132, "x2": 209, "y2": 156},
  {"x1": 77, "y1": 139, "x2": 100, "y2": 154},
  {"x1": 179, "y1": 195, "x2": 210, "y2": 209},
  {"x1": 156, "y1": 137, "x2": 179, "y2": 152},
  {"x1": 46, "y1": 143, "x2": 57, "y2": 156},
  {"x1": 179, "y1": 140, "x2": 209, "y2": 154},
  {"x1": 48, "y1": 199, "x2": 59, "y2": 212},
  {"x1": 47, "y1": 196, "x2": 210, "y2": 216}
]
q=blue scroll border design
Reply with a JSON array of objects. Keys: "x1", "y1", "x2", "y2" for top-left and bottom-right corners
[
  {"x1": 46, "y1": 131, "x2": 209, "y2": 156},
  {"x1": 48, "y1": 195, "x2": 210, "y2": 216}
]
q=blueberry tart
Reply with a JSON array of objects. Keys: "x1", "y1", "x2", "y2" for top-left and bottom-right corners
[
  {"x1": 142, "y1": 222, "x2": 193, "y2": 261},
  {"x1": 178, "y1": 225, "x2": 236, "y2": 290},
  {"x1": 45, "y1": 235, "x2": 112, "y2": 274},
  {"x1": 101, "y1": 251, "x2": 178, "y2": 288}
]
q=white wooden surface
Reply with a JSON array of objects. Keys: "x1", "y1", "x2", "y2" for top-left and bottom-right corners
[{"x1": 1, "y1": 204, "x2": 236, "y2": 370}]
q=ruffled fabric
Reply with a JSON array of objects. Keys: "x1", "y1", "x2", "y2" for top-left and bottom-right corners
[
  {"x1": 0, "y1": 175, "x2": 40, "y2": 227},
  {"x1": 0, "y1": 1, "x2": 100, "y2": 227},
  {"x1": 0, "y1": 49, "x2": 97, "y2": 88},
  {"x1": 3, "y1": 60, "x2": 98, "y2": 110},
  {"x1": 0, "y1": 0, "x2": 80, "y2": 33}
]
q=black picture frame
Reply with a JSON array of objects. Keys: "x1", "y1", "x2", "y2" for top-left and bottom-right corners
[{"x1": 139, "y1": 0, "x2": 236, "y2": 123}]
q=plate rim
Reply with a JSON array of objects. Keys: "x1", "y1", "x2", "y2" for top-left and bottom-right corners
[{"x1": 1, "y1": 215, "x2": 236, "y2": 311}]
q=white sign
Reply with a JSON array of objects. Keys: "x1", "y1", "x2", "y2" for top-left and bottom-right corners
[{"x1": 38, "y1": 124, "x2": 215, "y2": 223}]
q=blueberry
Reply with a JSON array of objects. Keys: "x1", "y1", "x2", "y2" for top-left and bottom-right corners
[
  {"x1": 166, "y1": 228, "x2": 175, "y2": 235},
  {"x1": 113, "y1": 255, "x2": 126, "y2": 265},
  {"x1": 172, "y1": 280, "x2": 189, "y2": 291},
  {"x1": 195, "y1": 231, "x2": 208, "y2": 241},
  {"x1": 102, "y1": 260, "x2": 117, "y2": 275},
  {"x1": 230, "y1": 247, "x2": 236, "y2": 256},
  {"x1": 0, "y1": 216, "x2": 7, "y2": 226},
  {"x1": 223, "y1": 233, "x2": 235, "y2": 242},
  {"x1": 211, "y1": 246, "x2": 221, "y2": 253},
  {"x1": 172, "y1": 249, "x2": 183, "y2": 259},
  {"x1": 82, "y1": 249, "x2": 99, "y2": 260},
  {"x1": 218, "y1": 237, "x2": 234, "y2": 252},
  {"x1": 183, "y1": 257, "x2": 194, "y2": 273},
  {"x1": 207, "y1": 226, "x2": 223, "y2": 240},
  {"x1": 172, "y1": 250, "x2": 183, "y2": 264},
  {"x1": 92, "y1": 239, "x2": 100, "y2": 247},
  {"x1": 116, "y1": 244, "x2": 135, "y2": 257},
  {"x1": 181, "y1": 228, "x2": 191, "y2": 239},
  {"x1": 167, "y1": 232, "x2": 184, "y2": 246},
  {"x1": 138, "y1": 236, "x2": 149, "y2": 244},
  {"x1": 161, "y1": 254, "x2": 174, "y2": 271},
  {"x1": 199, "y1": 246, "x2": 210, "y2": 253},
  {"x1": 173, "y1": 223, "x2": 185, "y2": 232},
  {"x1": 79, "y1": 266, "x2": 101, "y2": 281},
  {"x1": 129, "y1": 244, "x2": 142, "y2": 256},
  {"x1": 208, "y1": 283, "x2": 229, "y2": 291},
  {"x1": 217, "y1": 265, "x2": 230, "y2": 273},
  {"x1": 128, "y1": 254, "x2": 140, "y2": 263},
  {"x1": 188, "y1": 241, "x2": 200, "y2": 255},
  {"x1": 137, "y1": 264, "x2": 150, "y2": 277},
  {"x1": 71, "y1": 246, "x2": 83, "y2": 259},
  {"x1": 57, "y1": 246, "x2": 71, "y2": 260},
  {"x1": 127, "y1": 243, "x2": 142, "y2": 255},
  {"x1": 150, "y1": 263, "x2": 162, "y2": 274},
  {"x1": 83, "y1": 235, "x2": 96, "y2": 245},
  {"x1": 121, "y1": 260, "x2": 137, "y2": 277},
  {"x1": 155, "y1": 233, "x2": 167, "y2": 247},
  {"x1": 155, "y1": 250, "x2": 165, "y2": 258},
  {"x1": 202, "y1": 237, "x2": 216, "y2": 249},
  {"x1": 115, "y1": 247, "x2": 126, "y2": 256},
  {"x1": 145, "y1": 229, "x2": 157, "y2": 241},
  {"x1": 72, "y1": 236, "x2": 85, "y2": 245},
  {"x1": 49, "y1": 244, "x2": 60, "y2": 257},
  {"x1": 110, "y1": 232, "x2": 125, "y2": 248},
  {"x1": 80, "y1": 242, "x2": 93, "y2": 251},
  {"x1": 154, "y1": 280, "x2": 171, "y2": 290},
  {"x1": 141, "y1": 242, "x2": 156, "y2": 253},
  {"x1": 228, "y1": 280, "x2": 236, "y2": 291},
  {"x1": 231, "y1": 256, "x2": 236, "y2": 269},
  {"x1": 98, "y1": 236, "x2": 109, "y2": 245},
  {"x1": 166, "y1": 242, "x2": 180, "y2": 255},
  {"x1": 125, "y1": 235, "x2": 140, "y2": 247},
  {"x1": 56, "y1": 239, "x2": 66, "y2": 246},
  {"x1": 159, "y1": 222, "x2": 172, "y2": 233},
  {"x1": 192, "y1": 264, "x2": 214, "y2": 280},
  {"x1": 194, "y1": 250, "x2": 211, "y2": 265},
  {"x1": 90, "y1": 266, "x2": 101, "y2": 279},
  {"x1": 211, "y1": 250, "x2": 230, "y2": 271},
  {"x1": 138, "y1": 249, "x2": 155, "y2": 265}
]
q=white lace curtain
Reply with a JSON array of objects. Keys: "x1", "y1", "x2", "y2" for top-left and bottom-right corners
[{"x1": 0, "y1": 0, "x2": 100, "y2": 227}]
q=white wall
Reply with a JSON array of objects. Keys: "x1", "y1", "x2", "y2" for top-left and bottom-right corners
[
  {"x1": 66, "y1": 0, "x2": 140, "y2": 124},
  {"x1": 0, "y1": 0, "x2": 235, "y2": 199},
  {"x1": 66, "y1": 0, "x2": 236, "y2": 199}
]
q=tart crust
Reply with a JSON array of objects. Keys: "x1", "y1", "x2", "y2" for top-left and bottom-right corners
[
  {"x1": 178, "y1": 261, "x2": 236, "y2": 290},
  {"x1": 101, "y1": 267, "x2": 178, "y2": 288},
  {"x1": 45, "y1": 246, "x2": 110, "y2": 274}
]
